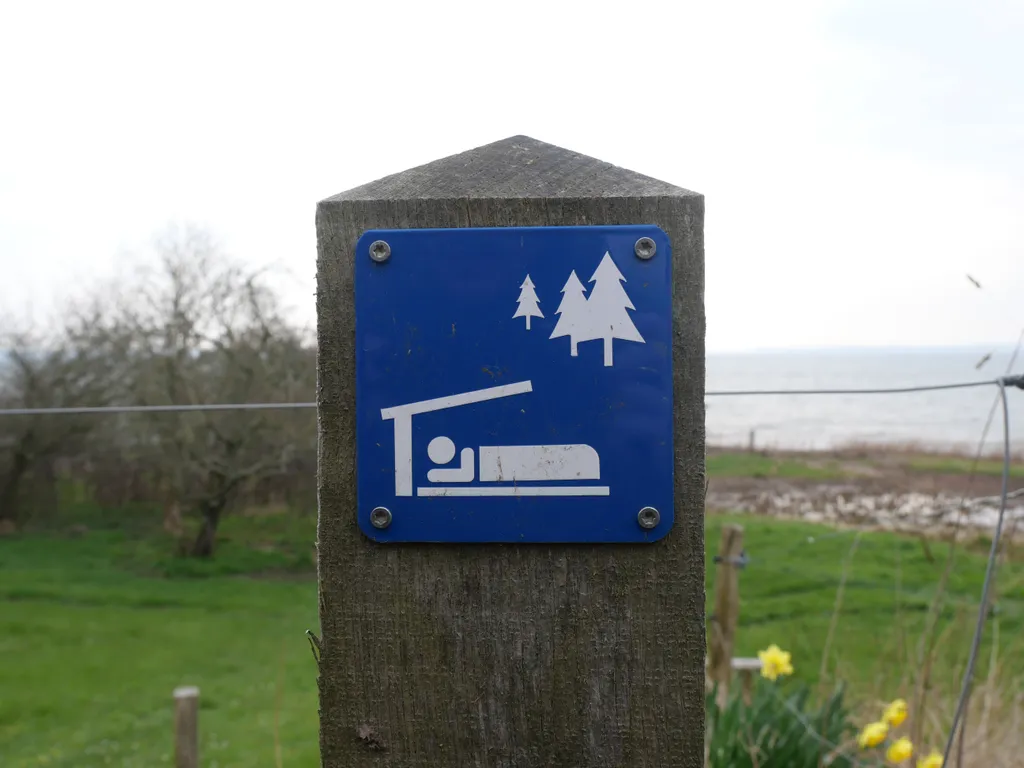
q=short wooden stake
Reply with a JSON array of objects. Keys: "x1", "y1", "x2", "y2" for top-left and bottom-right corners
[
  {"x1": 173, "y1": 685, "x2": 200, "y2": 768},
  {"x1": 708, "y1": 525, "x2": 744, "y2": 706},
  {"x1": 731, "y1": 657, "x2": 763, "y2": 705}
]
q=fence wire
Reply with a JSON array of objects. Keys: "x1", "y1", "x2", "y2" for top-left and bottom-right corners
[
  {"x1": 0, "y1": 374, "x2": 1021, "y2": 417},
  {"x1": 3, "y1": 368, "x2": 1022, "y2": 764}
]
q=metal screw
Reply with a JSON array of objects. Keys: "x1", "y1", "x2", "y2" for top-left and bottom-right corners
[
  {"x1": 370, "y1": 506, "x2": 392, "y2": 529},
  {"x1": 637, "y1": 506, "x2": 660, "y2": 529},
  {"x1": 634, "y1": 237, "x2": 657, "y2": 260},
  {"x1": 369, "y1": 240, "x2": 391, "y2": 263}
]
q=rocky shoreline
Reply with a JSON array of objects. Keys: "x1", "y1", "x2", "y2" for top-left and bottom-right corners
[
  {"x1": 707, "y1": 484, "x2": 1024, "y2": 533},
  {"x1": 705, "y1": 446, "x2": 1024, "y2": 535}
]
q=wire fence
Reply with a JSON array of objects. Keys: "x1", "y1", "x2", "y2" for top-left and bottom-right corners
[
  {"x1": 1, "y1": 374, "x2": 1021, "y2": 417},
  {"x1": 3, "y1": 370, "x2": 1023, "y2": 766},
  {"x1": 699, "y1": 373, "x2": 1023, "y2": 767}
]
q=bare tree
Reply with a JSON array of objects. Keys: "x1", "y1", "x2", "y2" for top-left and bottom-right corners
[
  {"x1": 0, "y1": 225, "x2": 315, "y2": 552},
  {"x1": 0, "y1": 303, "x2": 129, "y2": 528},
  {"x1": 112, "y1": 225, "x2": 314, "y2": 556}
]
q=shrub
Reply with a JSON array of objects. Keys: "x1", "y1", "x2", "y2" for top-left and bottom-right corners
[
  {"x1": 705, "y1": 644, "x2": 949, "y2": 767},
  {"x1": 706, "y1": 676, "x2": 859, "y2": 767}
]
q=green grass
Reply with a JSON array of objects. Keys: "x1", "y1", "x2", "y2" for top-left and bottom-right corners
[
  {"x1": 906, "y1": 454, "x2": 1024, "y2": 478},
  {"x1": 707, "y1": 448, "x2": 1024, "y2": 479},
  {"x1": 0, "y1": 512, "x2": 321, "y2": 768},
  {"x1": 707, "y1": 451, "x2": 845, "y2": 480},
  {"x1": 706, "y1": 514, "x2": 1024, "y2": 694},
  {"x1": 3, "y1": 508, "x2": 1022, "y2": 766}
]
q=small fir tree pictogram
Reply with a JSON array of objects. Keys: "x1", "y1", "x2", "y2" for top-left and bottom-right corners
[
  {"x1": 512, "y1": 274, "x2": 544, "y2": 330},
  {"x1": 548, "y1": 270, "x2": 589, "y2": 356}
]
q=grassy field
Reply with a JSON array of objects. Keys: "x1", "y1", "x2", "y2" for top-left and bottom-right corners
[
  {"x1": 2, "y1": 507, "x2": 1022, "y2": 767},
  {"x1": 707, "y1": 514, "x2": 1024, "y2": 683},
  {"x1": 904, "y1": 453, "x2": 1024, "y2": 478},
  {"x1": 707, "y1": 452, "x2": 845, "y2": 479},
  {"x1": 0, "y1": 512, "x2": 321, "y2": 768},
  {"x1": 708, "y1": 447, "x2": 1024, "y2": 479}
]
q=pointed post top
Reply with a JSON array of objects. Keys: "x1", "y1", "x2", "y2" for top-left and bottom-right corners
[
  {"x1": 314, "y1": 128, "x2": 706, "y2": 764},
  {"x1": 321, "y1": 135, "x2": 700, "y2": 203}
]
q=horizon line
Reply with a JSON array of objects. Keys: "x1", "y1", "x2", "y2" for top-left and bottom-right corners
[{"x1": 707, "y1": 342, "x2": 1021, "y2": 355}]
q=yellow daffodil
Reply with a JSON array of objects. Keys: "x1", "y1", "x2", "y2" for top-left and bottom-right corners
[
  {"x1": 917, "y1": 750, "x2": 943, "y2": 768},
  {"x1": 883, "y1": 698, "x2": 909, "y2": 727},
  {"x1": 757, "y1": 644, "x2": 794, "y2": 681},
  {"x1": 857, "y1": 721, "x2": 888, "y2": 749},
  {"x1": 886, "y1": 737, "x2": 914, "y2": 763}
]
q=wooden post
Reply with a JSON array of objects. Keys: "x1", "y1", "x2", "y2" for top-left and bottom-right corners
[
  {"x1": 731, "y1": 657, "x2": 762, "y2": 705},
  {"x1": 315, "y1": 136, "x2": 705, "y2": 766},
  {"x1": 704, "y1": 657, "x2": 762, "y2": 704},
  {"x1": 173, "y1": 685, "x2": 199, "y2": 768},
  {"x1": 708, "y1": 525, "x2": 744, "y2": 706}
]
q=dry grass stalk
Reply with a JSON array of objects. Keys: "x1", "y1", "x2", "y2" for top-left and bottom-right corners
[{"x1": 818, "y1": 532, "x2": 862, "y2": 696}]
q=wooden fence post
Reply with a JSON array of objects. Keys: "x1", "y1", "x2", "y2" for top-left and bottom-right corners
[
  {"x1": 708, "y1": 525, "x2": 744, "y2": 706},
  {"x1": 732, "y1": 657, "x2": 761, "y2": 706},
  {"x1": 173, "y1": 685, "x2": 199, "y2": 768},
  {"x1": 314, "y1": 135, "x2": 706, "y2": 766}
]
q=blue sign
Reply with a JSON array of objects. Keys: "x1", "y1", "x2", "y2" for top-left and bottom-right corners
[{"x1": 354, "y1": 225, "x2": 674, "y2": 543}]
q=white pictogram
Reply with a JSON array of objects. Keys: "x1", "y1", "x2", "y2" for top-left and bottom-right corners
[
  {"x1": 512, "y1": 274, "x2": 543, "y2": 330},
  {"x1": 380, "y1": 381, "x2": 609, "y2": 498},
  {"x1": 517, "y1": 252, "x2": 645, "y2": 366}
]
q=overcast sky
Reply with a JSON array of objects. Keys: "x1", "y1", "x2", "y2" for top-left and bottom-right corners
[{"x1": 1, "y1": 0, "x2": 1021, "y2": 352}]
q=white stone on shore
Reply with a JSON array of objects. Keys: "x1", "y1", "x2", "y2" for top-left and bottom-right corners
[{"x1": 707, "y1": 485, "x2": 1024, "y2": 533}]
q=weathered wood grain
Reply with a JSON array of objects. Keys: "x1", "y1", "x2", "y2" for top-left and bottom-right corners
[
  {"x1": 173, "y1": 686, "x2": 199, "y2": 768},
  {"x1": 315, "y1": 135, "x2": 706, "y2": 767}
]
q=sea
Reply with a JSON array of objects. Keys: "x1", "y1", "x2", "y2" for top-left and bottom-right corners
[{"x1": 705, "y1": 346, "x2": 1024, "y2": 454}]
